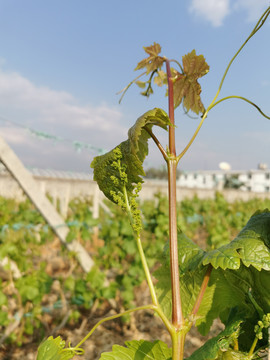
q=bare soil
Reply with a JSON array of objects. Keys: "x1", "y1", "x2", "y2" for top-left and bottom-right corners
[{"x1": 0, "y1": 279, "x2": 224, "y2": 359}]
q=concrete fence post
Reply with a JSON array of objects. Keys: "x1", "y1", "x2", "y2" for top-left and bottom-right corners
[{"x1": 0, "y1": 136, "x2": 94, "y2": 272}]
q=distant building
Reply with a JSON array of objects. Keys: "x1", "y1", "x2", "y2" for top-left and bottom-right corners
[{"x1": 178, "y1": 169, "x2": 270, "y2": 193}]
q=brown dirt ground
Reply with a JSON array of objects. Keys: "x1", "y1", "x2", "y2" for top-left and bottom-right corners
[{"x1": 0, "y1": 278, "x2": 224, "y2": 360}]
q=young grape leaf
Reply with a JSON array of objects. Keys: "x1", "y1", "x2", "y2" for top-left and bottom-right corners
[
  {"x1": 37, "y1": 336, "x2": 76, "y2": 360},
  {"x1": 136, "y1": 80, "x2": 147, "y2": 89},
  {"x1": 91, "y1": 108, "x2": 171, "y2": 204},
  {"x1": 173, "y1": 50, "x2": 209, "y2": 114},
  {"x1": 202, "y1": 209, "x2": 270, "y2": 270},
  {"x1": 99, "y1": 339, "x2": 172, "y2": 360},
  {"x1": 154, "y1": 70, "x2": 167, "y2": 87},
  {"x1": 135, "y1": 43, "x2": 165, "y2": 74},
  {"x1": 186, "y1": 319, "x2": 244, "y2": 360}
]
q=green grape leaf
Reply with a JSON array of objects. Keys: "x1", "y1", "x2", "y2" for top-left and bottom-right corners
[
  {"x1": 154, "y1": 254, "x2": 241, "y2": 335},
  {"x1": 91, "y1": 140, "x2": 141, "y2": 204},
  {"x1": 250, "y1": 267, "x2": 270, "y2": 313},
  {"x1": 135, "y1": 43, "x2": 165, "y2": 74},
  {"x1": 217, "y1": 351, "x2": 250, "y2": 360},
  {"x1": 99, "y1": 339, "x2": 172, "y2": 360},
  {"x1": 155, "y1": 262, "x2": 213, "y2": 327},
  {"x1": 154, "y1": 233, "x2": 209, "y2": 324},
  {"x1": 187, "y1": 319, "x2": 243, "y2": 360},
  {"x1": 173, "y1": 50, "x2": 209, "y2": 114},
  {"x1": 154, "y1": 232, "x2": 270, "y2": 335},
  {"x1": 156, "y1": 254, "x2": 269, "y2": 335},
  {"x1": 240, "y1": 208, "x2": 270, "y2": 247},
  {"x1": 91, "y1": 108, "x2": 171, "y2": 204},
  {"x1": 202, "y1": 209, "x2": 270, "y2": 270},
  {"x1": 161, "y1": 232, "x2": 205, "y2": 273},
  {"x1": 128, "y1": 108, "x2": 170, "y2": 156},
  {"x1": 198, "y1": 265, "x2": 270, "y2": 337},
  {"x1": 196, "y1": 268, "x2": 251, "y2": 335},
  {"x1": 37, "y1": 336, "x2": 81, "y2": 360},
  {"x1": 0, "y1": 291, "x2": 7, "y2": 306}
]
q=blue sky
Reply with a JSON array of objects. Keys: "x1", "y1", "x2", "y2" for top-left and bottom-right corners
[{"x1": 0, "y1": 0, "x2": 269, "y2": 172}]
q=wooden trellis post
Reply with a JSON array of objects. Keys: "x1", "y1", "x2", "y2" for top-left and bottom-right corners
[{"x1": 0, "y1": 136, "x2": 94, "y2": 272}]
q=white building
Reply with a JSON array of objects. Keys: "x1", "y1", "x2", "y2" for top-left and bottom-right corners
[{"x1": 178, "y1": 169, "x2": 270, "y2": 193}]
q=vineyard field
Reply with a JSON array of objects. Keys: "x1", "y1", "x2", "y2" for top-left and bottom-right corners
[{"x1": 0, "y1": 193, "x2": 270, "y2": 359}]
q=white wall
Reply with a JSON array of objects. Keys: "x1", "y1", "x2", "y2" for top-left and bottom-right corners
[{"x1": 1, "y1": 173, "x2": 270, "y2": 212}]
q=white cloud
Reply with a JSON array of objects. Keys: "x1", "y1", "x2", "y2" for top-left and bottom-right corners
[
  {"x1": 0, "y1": 127, "x2": 29, "y2": 145},
  {"x1": 188, "y1": 0, "x2": 269, "y2": 26},
  {"x1": 0, "y1": 67, "x2": 127, "y2": 170},
  {"x1": 233, "y1": 0, "x2": 270, "y2": 22},
  {"x1": 189, "y1": 0, "x2": 230, "y2": 27},
  {"x1": 0, "y1": 68, "x2": 125, "y2": 133}
]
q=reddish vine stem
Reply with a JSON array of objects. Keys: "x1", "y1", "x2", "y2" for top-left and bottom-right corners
[
  {"x1": 167, "y1": 160, "x2": 183, "y2": 329},
  {"x1": 166, "y1": 59, "x2": 184, "y2": 329},
  {"x1": 166, "y1": 59, "x2": 176, "y2": 157}
]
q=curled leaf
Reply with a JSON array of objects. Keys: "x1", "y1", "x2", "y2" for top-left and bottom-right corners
[
  {"x1": 186, "y1": 319, "x2": 244, "y2": 360},
  {"x1": 91, "y1": 108, "x2": 171, "y2": 205}
]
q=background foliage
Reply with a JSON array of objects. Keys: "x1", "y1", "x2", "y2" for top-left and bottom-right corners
[{"x1": 0, "y1": 193, "x2": 270, "y2": 349}]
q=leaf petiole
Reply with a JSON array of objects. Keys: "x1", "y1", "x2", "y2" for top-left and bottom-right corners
[
  {"x1": 145, "y1": 126, "x2": 168, "y2": 161},
  {"x1": 190, "y1": 265, "x2": 213, "y2": 320},
  {"x1": 248, "y1": 337, "x2": 258, "y2": 359},
  {"x1": 123, "y1": 185, "x2": 159, "y2": 307},
  {"x1": 170, "y1": 59, "x2": 184, "y2": 73}
]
